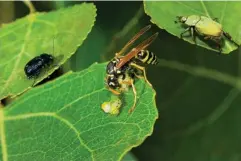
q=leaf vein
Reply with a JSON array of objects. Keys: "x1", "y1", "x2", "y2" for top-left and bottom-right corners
[
  {"x1": 0, "y1": 16, "x2": 35, "y2": 96},
  {"x1": 176, "y1": 2, "x2": 204, "y2": 15},
  {"x1": 57, "y1": 87, "x2": 106, "y2": 113},
  {"x1": 5, "y1": 70, "x2": 90, "y2": 113},
  {"x1": 200, "y1": 0, "x2": 210, "y2": 17},
  {"x1": 0, "y1": 23, "x2": 27, "y2": 38},
  {"x1": 219, "y1": 1, "x2": 228, "y2": 24},
  {"x1": 4, "y1": 112, "x2": 95, "y2": 161},
  {"x1": 0, "y1": 109, "x2": 8, "y2": 161},
  {"x1": 35, "y1": 19, "x2": 56, "y2": 29},
  {"x1": 80, "y1": 122, "x2": 142, "y2": 136}
]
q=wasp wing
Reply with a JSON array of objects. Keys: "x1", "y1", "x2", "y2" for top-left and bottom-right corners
[
  {"x1": 115, "y1": 25, "x2": 152, "y2": 57},
  {"x1": 116, "y1": 32, "x2": 159, "y2": 69}
]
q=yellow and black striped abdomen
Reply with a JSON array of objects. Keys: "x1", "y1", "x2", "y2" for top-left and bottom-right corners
[{"x1": 135, "y1": 50, "x2": 158, "y2": 65}]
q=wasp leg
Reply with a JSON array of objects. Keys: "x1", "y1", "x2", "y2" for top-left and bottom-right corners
[
  {"x1": 223, "y1": 32, "x2": 239, "y2": 47},
  {"x1": 108, "y1": 87, "x2": 121, "y2": 95},
  {"x1": 121, "y1": 79, "x2": 137, "y2": 113},
  {"x1": 129, "y1": 62, "x2": 152, "y2": 87},
  {"x1": 129, "y1": 81, "x2": 137, "y2": 113},
  {"x1": 134, "y1": 72, "x2": 144, "y2": 79},
  {"x1": 115, "y1": 52, "x2": 120, "y2": 57},
  {"x1": 104, "y1": 76, "x2": 121, "y2": 95}
]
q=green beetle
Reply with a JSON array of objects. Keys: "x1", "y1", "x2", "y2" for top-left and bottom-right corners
[{"x1": 175, "y1": 15, "x2": 239, "y2": 53}]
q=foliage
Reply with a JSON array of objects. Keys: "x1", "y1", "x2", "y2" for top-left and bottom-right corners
[
  {"x1": 1, "y1": 1, "x2": 241, "y2": 161},
  {"x1": 0, "y1": 2, "x2": 158, "y2": 161},
  {"x1": 0, "y1": 63, "x2": 158, "y2": 161},
  {"x1": 0, "y1": 3, "x2": 96, "y2": 99},
  {"x1": 135, "y1": 1, "x2": 241, "y2": 161},
  {"x1": 144, "y1": 1, "x2": 241, "y2": 54}
]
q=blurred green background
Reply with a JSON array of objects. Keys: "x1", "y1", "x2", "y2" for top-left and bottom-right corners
[{"x1": 1, "y1": 1, "x2": 241, "y2": 161}]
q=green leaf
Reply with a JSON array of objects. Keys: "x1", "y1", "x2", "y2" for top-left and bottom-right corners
[
  {"x1": 121, "y1": 152, "x2": 138, "y2": 161},
  {"x1": 144, "y1": 1, "x2": 241, "y2": 54},
  {"x1": 70, "y1": 26, "x2": 108, "y2": 71},
  {"x1": 0, "y1": 3, "x2": 96, "y2": 100},
  {"x1": 131, "y1": 24, "x2": 241, "y2": 160},
  {"x1": 0, "y1": 62, "x2": 158, "y2": 161}
]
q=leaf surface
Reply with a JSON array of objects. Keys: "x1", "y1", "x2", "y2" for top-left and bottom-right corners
[
  {"x1": 0, "y1": 3, "x2": 96, "y2": 99},
  {"x1": 0, "y1": 62, "x2": 158, "y2": 161},
  {"x1": 131, "y1": 22, "x2": 241, "y2": 161},
  {"x1": 144, "y1": 1, "x2": 241, "y2": 54}
]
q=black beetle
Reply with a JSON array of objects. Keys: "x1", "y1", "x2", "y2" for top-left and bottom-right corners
[{"x1": 24, "y1": 53, "x2": 54, "y2": 79}]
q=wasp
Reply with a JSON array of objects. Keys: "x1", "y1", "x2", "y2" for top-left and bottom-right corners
[{"x1": 105, "y1": 25, "x2": 159, "y2": 113}]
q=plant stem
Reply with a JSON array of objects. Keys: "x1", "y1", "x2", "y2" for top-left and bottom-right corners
[{"x1": 22, "y1": 0, "x2": 36, "y2": 14}]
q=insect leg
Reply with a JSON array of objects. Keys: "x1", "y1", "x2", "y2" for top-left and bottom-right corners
[
  {"x1": 180, "y1": 27, "x2": 190, "y2": 38},
  {"x1": 223, "y1": 32, "x2": 239, "y2": 47},
  {"x1": 212, "y1": 37, "x2": 222, "y2": 54},
  {"x1": 190, "y1": 27, "x2": 197, "y2": 44},
  {"x1": 121, "y1": 79, "x2": 137, "y2": 113},
  {"x1": 134, "y1": 72, "x2": 144, "y2": 79},
  {"x1": 129, "y1": 62, "x2": 152, "y2": 87},
  {"x1": 31, "y1": 71, "x2": 41, "y2": 87},
  {"x1": 108, "y1": 87, "x2": 121, "y2": 95},
  {"x1": 129, "y1": 80, "x2": 137, "y2": 113},
  {"x1": 204, "y1": 36, "x2": 210, "y2": 40},
  {"x1": 217, "y1": 43, "x2": 222, "y2": 54},
  {"x1": 31, "y1": 79, "x2": 36, "y2": 87},
  {"x1": 203, "y1": 36, "x2": 222, "y2": 53}
]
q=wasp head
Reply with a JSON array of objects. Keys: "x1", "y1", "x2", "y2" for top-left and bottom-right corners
[{"x1": 106, "y1": 58, "x2": 120, "y2": 75}]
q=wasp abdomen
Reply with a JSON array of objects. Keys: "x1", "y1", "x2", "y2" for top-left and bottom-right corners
[{"x1": 135, "y1": 50, "x2": 158, "y2": 65}]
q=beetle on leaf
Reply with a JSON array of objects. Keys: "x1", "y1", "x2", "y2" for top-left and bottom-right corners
[{"x1": 175, "y1": 15, "x2": 239, "y2": 53}]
